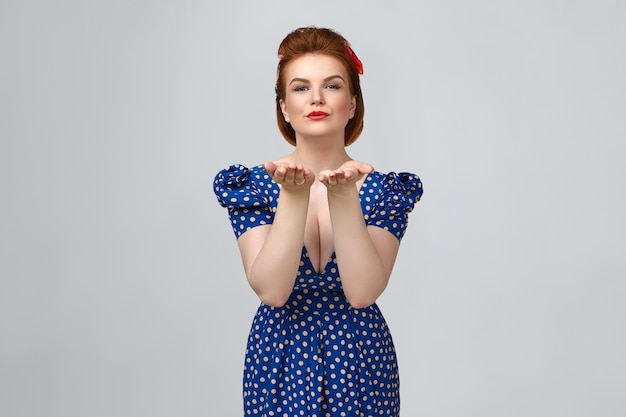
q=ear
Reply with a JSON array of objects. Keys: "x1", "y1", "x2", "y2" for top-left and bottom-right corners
[
  {"x1": 279, "y1": 99, "x2": 290, "y2": 123},
  {"x1": 349, "y1": 95, "x2": 357, "y2": 119}
]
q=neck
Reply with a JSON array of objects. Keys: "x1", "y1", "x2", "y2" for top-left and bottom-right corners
[{"x1": 288, "y1": 134, "x2": 351, "y2": 173}]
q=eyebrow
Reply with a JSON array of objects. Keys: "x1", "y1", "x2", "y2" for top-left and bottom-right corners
[{"x1": 288, "y1": 74, "x2": 346, "y2": 86}]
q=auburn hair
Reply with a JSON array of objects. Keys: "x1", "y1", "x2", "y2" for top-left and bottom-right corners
[{"x1": 275, "y1": 27, "x2": 365, "y2": 146}]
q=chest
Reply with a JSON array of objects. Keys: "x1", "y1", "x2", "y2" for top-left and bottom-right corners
[
  {"x1": 303, "y1": 181, "x2": 371, "y2": 274},
  {"x1": 303, "y1": 186, "x2": 335, "y2": 274}
]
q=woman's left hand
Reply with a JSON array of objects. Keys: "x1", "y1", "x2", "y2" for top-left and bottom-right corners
[{"x1": 318, "y1": 160, "x2": 374, "y2": 191}]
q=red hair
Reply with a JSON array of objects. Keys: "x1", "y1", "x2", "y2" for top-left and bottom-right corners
[{"x1": 275, "y1": 27, "x2": 365, "y2": 146}]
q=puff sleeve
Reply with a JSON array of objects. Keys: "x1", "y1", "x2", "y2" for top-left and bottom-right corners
[
  {"x1": 366, "y1": 172, "x2": 423, "y2": 241},
  {"x1": 213, "y1": 164, "x2": 278, "y2": 238}
]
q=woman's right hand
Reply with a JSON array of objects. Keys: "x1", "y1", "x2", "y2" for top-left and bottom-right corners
[{"x1": 264, "y1": 161, "x2": 314, "y2": 190}]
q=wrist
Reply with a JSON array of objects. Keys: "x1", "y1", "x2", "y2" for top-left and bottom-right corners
[{"x1": 326, "y1": 184, "x2": 359, "y2": 199}]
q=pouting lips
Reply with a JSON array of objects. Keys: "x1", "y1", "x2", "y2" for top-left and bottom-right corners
[{"x1": 307, "y1": 111, "x2": 329, "y2": 120}]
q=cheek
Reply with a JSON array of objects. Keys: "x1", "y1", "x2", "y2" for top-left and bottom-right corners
[
  {"x1": 342, "y1": 97, "x2": 354, "y2": 112},
  {"x1": 283, "y1": 96, "x2": 300, "y2": 111}
]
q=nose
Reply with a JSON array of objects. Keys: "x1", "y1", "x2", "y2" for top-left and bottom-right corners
[{"x1": 311, "y1": 86, "x2": 325, "y2": 105}]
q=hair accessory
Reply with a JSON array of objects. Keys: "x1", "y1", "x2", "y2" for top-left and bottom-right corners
[{"x1": 346, "y1": 45, "x2": 364, "y2": 75}]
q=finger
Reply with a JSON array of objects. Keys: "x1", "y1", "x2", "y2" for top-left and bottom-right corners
[
  {"x1": 318, "y1": 170, "x2": 330, "y2": 182},
  {"x1": 357, "y1": 162, "x2": 374, "y2": 174},
  {"x1": 345, "y1": 161, "x2": 372, "y2": 174},
  {"x1": 286, "y1": 166, "x2": 297, "y2": 182},
  {"x1": 341, "y1": 169, "x2": 357, "y2": 181},
  {"x1": 263, "y1": 161, "x2": 277, "y2": 175},
  {"x1": 294, "y1": 166, "x2": 306, "y2": 185}
]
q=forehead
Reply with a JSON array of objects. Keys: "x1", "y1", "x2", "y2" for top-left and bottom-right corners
[{"x1": 284, "y1": 53, "x2": 349, "y2": 79}]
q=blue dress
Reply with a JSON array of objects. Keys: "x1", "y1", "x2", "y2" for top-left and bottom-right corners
[{"x1": 214, "y1": 164, "x2": 422, "y2": 417}]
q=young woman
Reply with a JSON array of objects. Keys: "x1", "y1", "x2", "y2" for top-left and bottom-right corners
[{"x1": 214, "y1": 26, "x2": 423, "y2": 417}]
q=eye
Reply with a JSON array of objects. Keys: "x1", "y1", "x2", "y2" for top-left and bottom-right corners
[
  {"x1": 292, "y1": 85, "x2": 309, "y2": 92},
  {"x1": 326, "y1": 83, "x2": 342, "y2": 90}
]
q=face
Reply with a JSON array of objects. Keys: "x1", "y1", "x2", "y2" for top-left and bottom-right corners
[{"x1": 279, "y1": 53, "x2": 356, "y2": 141}]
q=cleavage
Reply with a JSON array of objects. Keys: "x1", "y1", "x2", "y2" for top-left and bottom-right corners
[{"x1": 303, "y1": 194, "x2": 333, "y2": 275}]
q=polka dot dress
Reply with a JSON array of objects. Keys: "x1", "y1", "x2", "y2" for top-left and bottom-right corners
[{"x1": 214, "y1": 164, "x2": 422, "y2": 416}]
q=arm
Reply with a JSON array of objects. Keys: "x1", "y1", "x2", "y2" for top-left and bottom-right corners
[
  {"x1": 320, "y1": 162, "x2": 401, "y2": 308},
  {"x1": 236, "y1": 162, "x2": 314, "y2": 307}
]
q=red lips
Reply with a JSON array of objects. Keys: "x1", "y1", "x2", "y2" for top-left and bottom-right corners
[{"x1": 307, "y1": 111, "x2": 329, "y2": 120}]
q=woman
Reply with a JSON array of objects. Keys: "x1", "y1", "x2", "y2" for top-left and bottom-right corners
[{"x1": 214, "y1": 26, "x2": 423, "y2": 417}]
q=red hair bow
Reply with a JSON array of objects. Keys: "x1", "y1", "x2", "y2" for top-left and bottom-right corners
[{"x1": 346, "y1": 45, "x2": 364, "y2": 75}]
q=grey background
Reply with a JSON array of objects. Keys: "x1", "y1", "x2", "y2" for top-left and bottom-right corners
[{"x1": 1, "y1": 0, "x2": 625, "y2": 416}]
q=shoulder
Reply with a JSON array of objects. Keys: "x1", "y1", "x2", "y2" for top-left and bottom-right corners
[
  {"x1": 213, "y1": 163, "x2": 265, "y2": 182},
  {"x1": 363, "y1": 170, "x2": 423, "y2": 203},
  {"x1": 213, "y1": 163, "x2": 279, "y2": 208},
  {"x1": 361, "y1": 169, "x2": 423, "y2": 240},
  {"x1": 213, "y1": 163, "x2": 275, "y2": 188}
]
